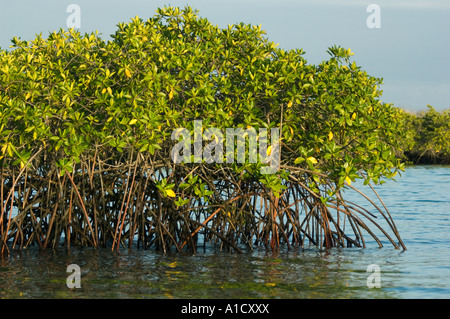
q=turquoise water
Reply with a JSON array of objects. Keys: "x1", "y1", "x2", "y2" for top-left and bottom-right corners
[{"x1": 1, "y1": 165, "x2": 449, "y2": 299}]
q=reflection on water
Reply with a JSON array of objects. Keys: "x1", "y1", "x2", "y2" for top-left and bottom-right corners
[
  {"x1": 0, "y1": 246, "x2": 398, "y2": 299},
  {"x1": 1, "y1": 166, "x2": 449, "y2": 299}
]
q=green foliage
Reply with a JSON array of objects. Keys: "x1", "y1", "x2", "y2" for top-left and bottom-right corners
[
  {"x1": 0, "y1": 6, "x2": 406, "y2": 251},
  {"x1": 398, "y1": 105, "x2": 450, "y2": 164},
  {"x1": 1, "y1": 8, "x2": 404, "y2": 187}
]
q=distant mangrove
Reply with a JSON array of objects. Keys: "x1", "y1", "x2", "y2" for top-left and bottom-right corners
[{"x1": 397, "y1": 105, "x2": 450, "y2": 165}]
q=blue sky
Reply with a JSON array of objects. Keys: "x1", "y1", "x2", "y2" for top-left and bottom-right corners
[{"x1": 1, "y1": 0, "x2": 449, "y2": 111}]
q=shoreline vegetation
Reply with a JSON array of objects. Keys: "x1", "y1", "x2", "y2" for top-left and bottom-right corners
[
  {"x1": 1, "y1": 6, "x2": 439, "y2": 254},
  {"x1": 397, "y1": 106, "x2": 450, "y2": 165}
]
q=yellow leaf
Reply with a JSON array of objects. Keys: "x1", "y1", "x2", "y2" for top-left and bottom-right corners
[
  {"x1": 25, "y1": 93, "x2": 31, "y2": 100},
  {"x1": 107, "y1": 87, "x2": 112, "y2": 95},
  {"x1": 267, "y1": 145, "x2": 272, "y2": 156},
  {"x1": 168, "y1": 90, "x2": 174, "y2": 100},
  {"x1": 125, "y1": 68, "x2": 132, "y2": 78},
  {"x1": 166, "y1": 189, "x2": 176, "y2": 197},
  {"x1": 287, "y1": 100, "x2": 293, "y2": 108},
  {"x1": 351, "y1": 113, "x2": 356, "y2": 120},
  {"x1": 289, "y1": 126, "x2": 294, "y2": 135},
  {"x1": 328, "y1": 131, "x2": 333, "y2": 141},
  {"x1": 307, "y1": 157, "x2": 317, "y2": 164},
  {"x1": 345, "y1": 176, "x2": 352, "y2": 186},
  {"x1": 129, "y1": 119, "x2": 138, "y2": 125}
]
